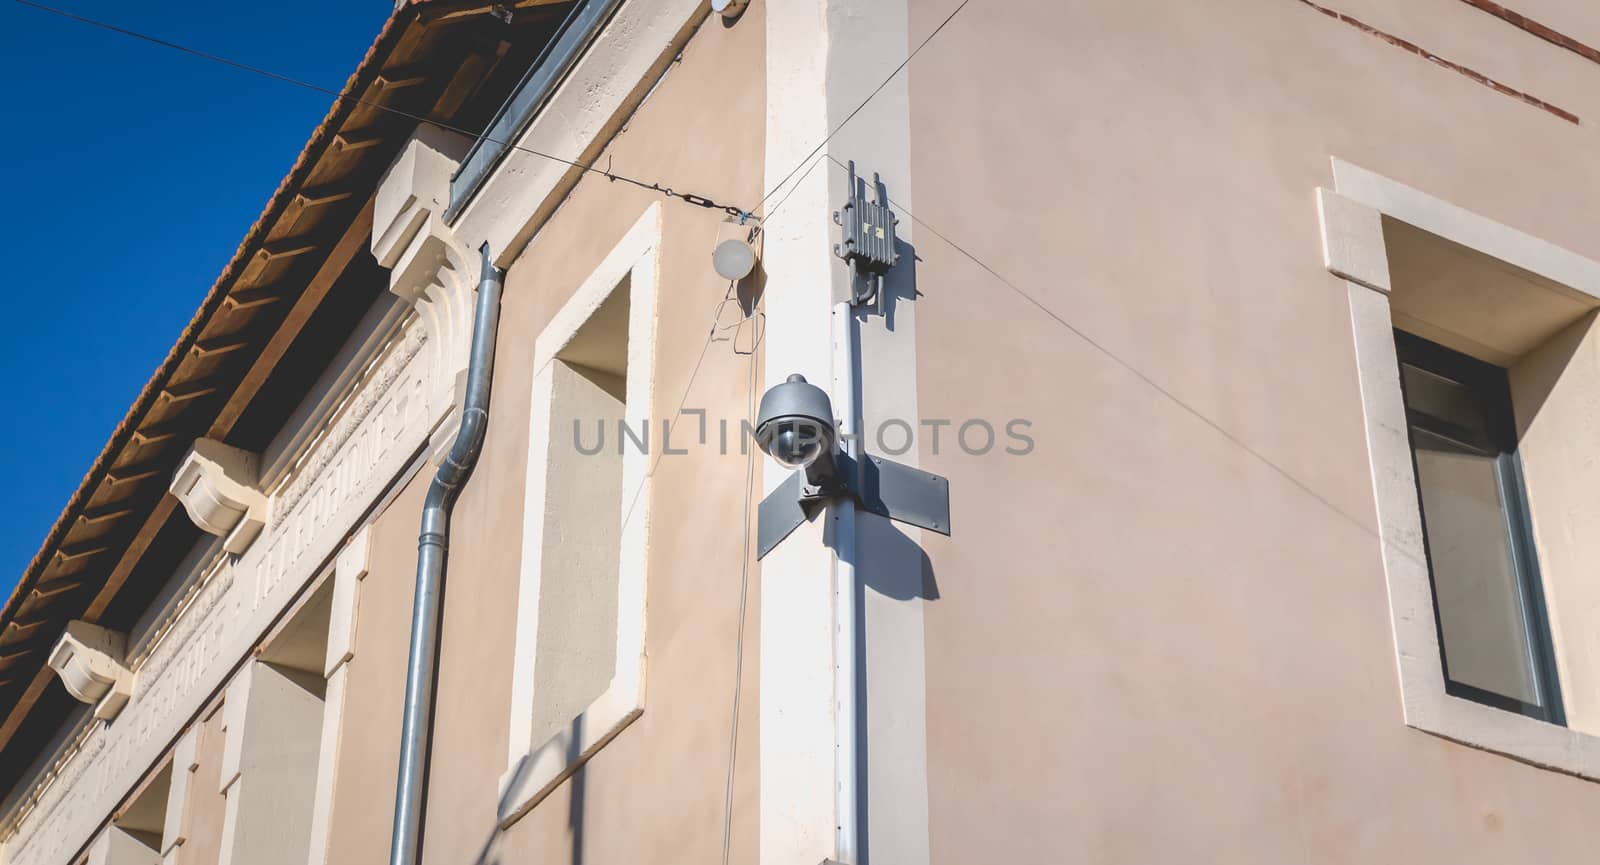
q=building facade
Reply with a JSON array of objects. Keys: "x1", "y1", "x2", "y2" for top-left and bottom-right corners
[{"x1": 5, "y1": 1, "x2": 1600, "y2": 863}]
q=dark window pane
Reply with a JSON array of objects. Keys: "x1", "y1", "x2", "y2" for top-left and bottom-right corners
[
  {"x1": 1395, "y1": 330, "x2": 1561, "y2": 723},
  {"x1": 1410, "y1": 430, "x2": 1539, "y2": 705},
  {"x1": 1399, "y1": 364, "x2": 1490, "y2": 441}
]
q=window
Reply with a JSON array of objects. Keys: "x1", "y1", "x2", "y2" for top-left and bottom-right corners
[
  {"x1": 82, "y1": 760, "x2": 172, "y2": 864},
  {"x1": 501, "y1": 204, "x2": 658, "y2": 826},
  {"x1": 218, "y1": 575, "x2": 336, "y2": 864},
  {"x1": 1396, "y1": 331, "x2": 1563, "y2": 724},
  {"x1": 1325, "y1": 160, "x2": 1600, "y2": 778}
]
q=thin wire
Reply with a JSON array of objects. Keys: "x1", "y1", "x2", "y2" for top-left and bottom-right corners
[
  {"x1": 4, "y1": 0, "x2": 788, "y2": 557},
  {"x1": 614, "y1": 152, "x2": 825, "y2": 535},
  {"x1": 5, "y1": 0, "x2": 753, "y2": 217},
  {"x1": 755, "y1": 0, "x2": 974, "y2": 215},
  {"x1": 718, "y1": 307, "x2": 761, "y2": 865},
  {"x1": 20, "y1": 0, "x2": 1430, "y2": 801},
  {"x1": 825, "y1": 153, "x2": 1425, "y2": 570},
  {"x1": 614, "y1": 320, "x2": 720, "y2": 535},
  {"x1": 604, "y1": 265, "x2": 770, "y2": 865},
  {"x1": 711, "y1": 157, "x2": 824, "y2": 864},
  {"x1": 619, "y1": 161, "x2": 821, "y2": 859},
  {"x1": 758, "y1": 154, "x2": 829, "y2": 232}
]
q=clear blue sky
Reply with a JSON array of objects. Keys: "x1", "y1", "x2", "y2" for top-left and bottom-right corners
[{"x1": 0, "y1": 1, "x2": 392, "y2": 597}]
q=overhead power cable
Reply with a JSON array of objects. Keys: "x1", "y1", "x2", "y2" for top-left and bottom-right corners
[
  {"x1": 613, "y1": 152, "x2": 822, "y2": 542},
  {"x1": 13, "y1": 0, "x2": 1453, "y2": 851},
  {"x1": 717, "y1": 298, "x2": 760, "y2": 865},
  {"x1": 817, "y1": 155, "x2": 1432, "y2": 573},
  {"x1": 18, "y1": 0, "x2": 1421, "y2": 790},
  {"x1": 5, "y1": 0, "x2": 753, "y2": 218},
  {"x1": 6, "y1": 8, "x2": 799, "y2": 851},
  {"x1": 8, "y1": 0, "x2": 830, "y2": 559},
  {"x1": 11, "y1": 0, "x2": 983, "y2": 222},
  {"x1": 755, "y1": 0, "x2": 975, "y2": 216}
]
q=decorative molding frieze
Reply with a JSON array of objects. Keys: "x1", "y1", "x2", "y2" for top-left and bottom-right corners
[
  {"x1": 273, "y1": 326, "x2": 425, "y2": 519},
  {"x1": 373, "y1": 126, "x2": 478, "y2": 445},
  {"x1": 46, "y1": 622, "x2": 131, "y2": 721},
  {"x1": 169, "y1": 440, "x2": 267, "y2": 554},
  {"x1": 0, "y1": 317, "x2": 436, "y2": 865}
]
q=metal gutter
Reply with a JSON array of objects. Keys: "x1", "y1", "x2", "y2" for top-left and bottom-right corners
[
  {"x1": 831, "y1": 302, "x2": 862, "y2": 864},
  {"x1": 388, "y1": 244, "x2": 505, "y2": 865},
  {"x1": 446, "y1": 0, "x2": 627, "y2": 219}
]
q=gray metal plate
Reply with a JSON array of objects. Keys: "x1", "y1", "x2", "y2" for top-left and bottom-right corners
[
  {"x1": 756, "y1": 455, "x2": 951, "y2": 559},
  {"x1": 856, "y1": 455, "x2": 951, "y2": 535},
  {"x1": 756, "y1": 471, "x2": 809, "y2": 559}
]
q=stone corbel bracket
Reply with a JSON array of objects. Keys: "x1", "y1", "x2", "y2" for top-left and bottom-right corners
[
  {"x1": 170, "y1": 438, "x2": 268, "y2": 554},
  {"x1": 47, "y1": 621, "x2": 133, "y2": 721},
  {"x1": 372, "y1": 126, "x2": 478, "y2": 452}
]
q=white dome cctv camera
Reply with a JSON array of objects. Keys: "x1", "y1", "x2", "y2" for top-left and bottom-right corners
[
  {"x1": 753, "y1": 371, "x2": 950, "y2": 558},
  {"x1": 754, "y1": 374, "x2": 839, "y2": 482}
]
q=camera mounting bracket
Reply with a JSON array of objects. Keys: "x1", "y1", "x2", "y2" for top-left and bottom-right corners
[{"x1": 756, "y1": 451, "x2": 950, "y2": 559}]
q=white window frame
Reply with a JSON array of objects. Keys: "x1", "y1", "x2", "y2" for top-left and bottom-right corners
[
  {"x1": 1324, "y1": 157, "x2": 1600, "y2": 779},
  {"x1": 499, "y1": 203, "x2": 660, "y2": 826}
]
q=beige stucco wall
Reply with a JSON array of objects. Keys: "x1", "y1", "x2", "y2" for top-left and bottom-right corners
[
  {"x1": 325, "y1": 7, "x2": 765, "y2": 864},
  {"x1": 902, "y1": 0, "x2": 1600, "y2": 861}
]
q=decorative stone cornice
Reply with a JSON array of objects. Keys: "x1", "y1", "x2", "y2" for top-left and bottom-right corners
[
  {"x1": 372, "y1": 126, "x2": 478, "y2": 447},
  {"x1": 46, "y1": 621, "x2": 131, "y2": 721},
  {"x1": 169, "y1": 439, "x2": 267, "y2": 554}
]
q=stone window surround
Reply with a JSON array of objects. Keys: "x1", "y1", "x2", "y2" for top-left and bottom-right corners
[
  {"x1": 203, "y1": 525, "x2": 368, "y2": 865},
  {"x1": 498, "y1": 203, "x2": 661, "y2": 827},
  {"x1": 1323, "y1": 157, "x2": 1600, "y2": 779}
]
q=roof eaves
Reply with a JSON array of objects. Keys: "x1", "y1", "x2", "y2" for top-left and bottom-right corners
[{"x1": 0, "y1": 4, "x2": 433, "y2": 648}]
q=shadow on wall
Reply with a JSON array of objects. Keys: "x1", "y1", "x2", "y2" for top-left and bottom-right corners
[
  {"x1": 1509, "y1": 309, "x2": 1595, "y2": 432},
  {"x1": 468, "y1": 755, "x2": 521, "y2": 865},
  {"x1": 568, "y1": 714, "x2": 586, "y2": 865},
  {"x1": 881, "y1": 235, "x2": 920, "y2": 335},
  {"x1": 469, "y1": 715, "x2": 590, "y2": 865},
  {"x1": 850, "y1": 517, "x2": 941, "y2": 865},
  {"x1": 858, "y1": 517, "x2": 939, "y2": 603}
]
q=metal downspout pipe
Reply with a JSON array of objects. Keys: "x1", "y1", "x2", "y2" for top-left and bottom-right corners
[
  {"x1": 831, "y1": 300, "x2": 861, "y2": 863},
  {"x1": 389, "y1": 244, "x2": 505, "y2": 865}
]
